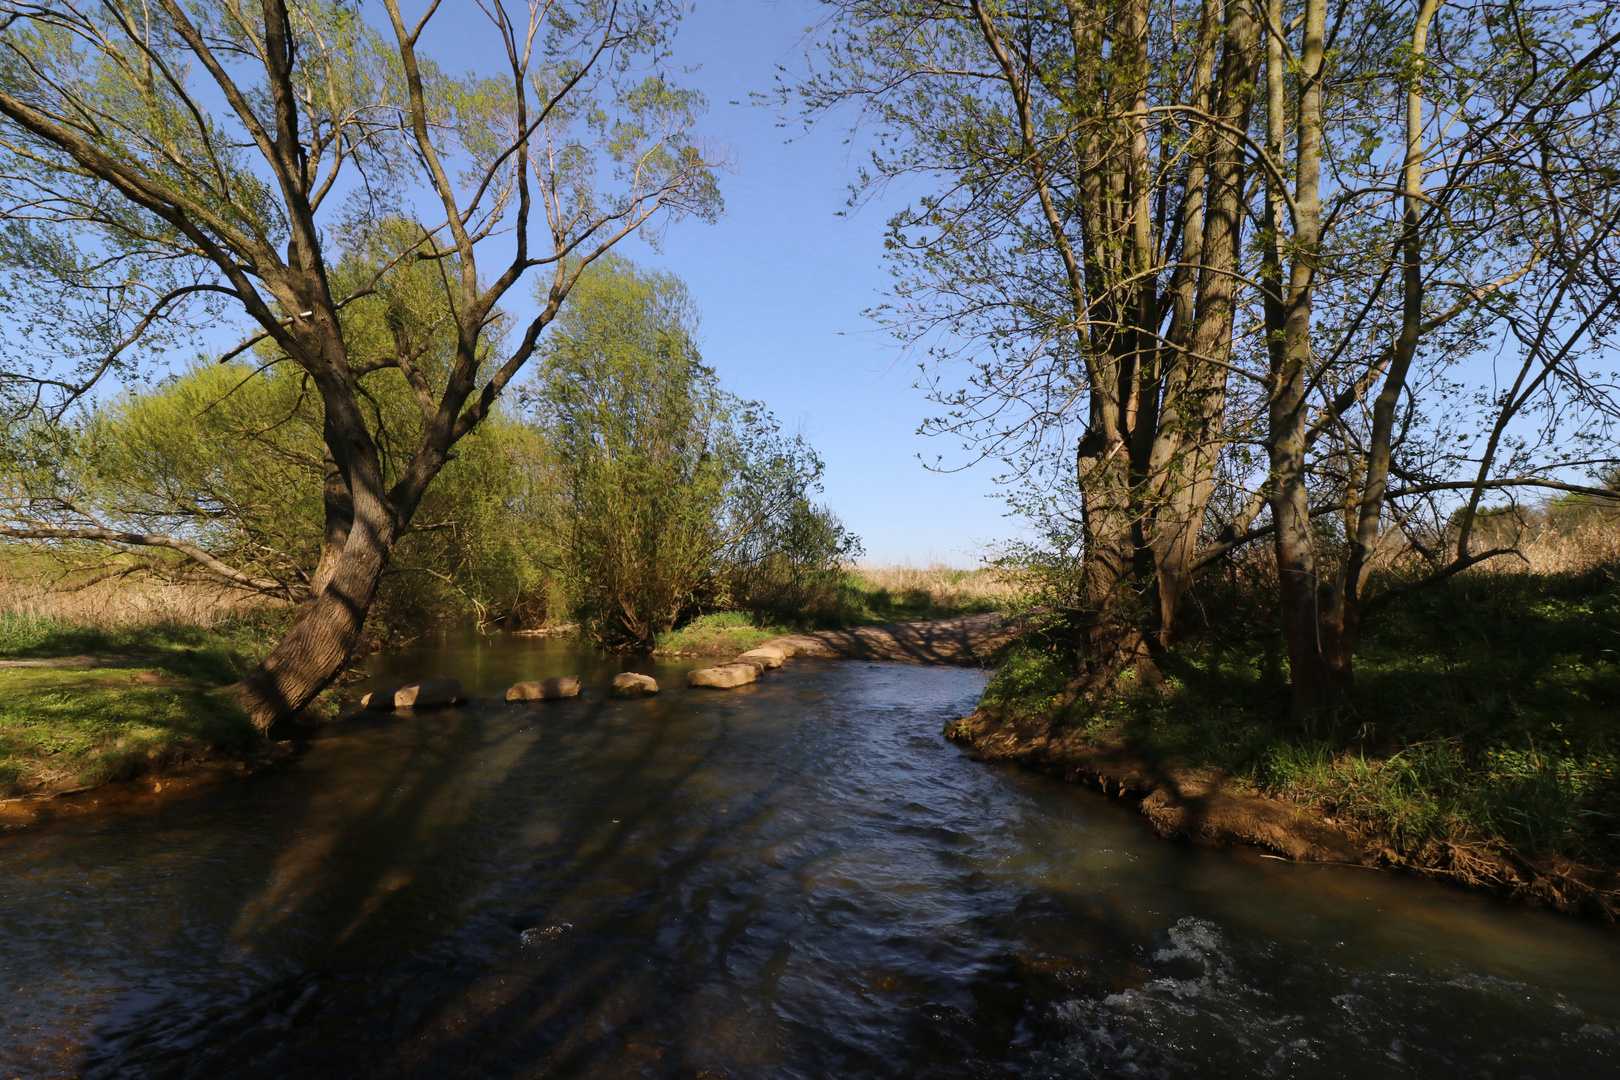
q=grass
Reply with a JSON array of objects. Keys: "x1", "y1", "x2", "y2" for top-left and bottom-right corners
[
  {"x1": 0, "y1": 609, "x2": 285, "y2": 798},
  {"x1": 652, "y1": 564, "x2": 1029, "y2": 656},
  {"x1": 652, "y1": 612, "x2": 785, "y2": 657},
  {"x1": 981, "y1": 564, "x2": 1620, "y2": 865}
]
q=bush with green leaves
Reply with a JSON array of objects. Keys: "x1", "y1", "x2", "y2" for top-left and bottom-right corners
[{"x1": 530, "y1": 256, "x2": 859, "y2": 646}]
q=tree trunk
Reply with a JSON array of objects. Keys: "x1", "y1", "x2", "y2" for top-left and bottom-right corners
[
  {"x1": 311, "y1": 437, "x2": 355, "y2": 597},
  {"x1": 232, "y1": 499, "x2": 397, "y2": 732},
  {"x1": 1267, "y1": 0, "x2": 1335, "y2": 726},
  {"x1": 231, "y1": 332, "x2": 405, "y2": 733},
  {"x1": 1149, "y1": 0, "x2": 1261, "y2": 638}
]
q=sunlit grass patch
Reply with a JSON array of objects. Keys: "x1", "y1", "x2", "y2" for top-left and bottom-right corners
[
  {"x1": 652, "y1": 612, "x2": 786, "y2": 657},
  {"x1": 0, "y1": 608, "x2": 285, "y2": 683},
  {"x1": 0, "y1": 665, "x2": 257, "y2": 797}
]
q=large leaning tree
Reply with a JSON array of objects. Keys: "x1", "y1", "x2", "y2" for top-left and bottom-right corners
[
  {"x1": 797, "y1": 0, "x2": 1620, "y2": 722},
  {"x1": 0, "y1": 0, "x2": 723, "y2": 729}
]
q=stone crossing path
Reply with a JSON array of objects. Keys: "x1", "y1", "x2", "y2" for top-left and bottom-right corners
[{"x1": 762, "y1": 612, "x2": 1022, "y2": 667}]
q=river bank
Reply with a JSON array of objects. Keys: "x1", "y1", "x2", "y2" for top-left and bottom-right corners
[
  {"x1": 7, "y1": 580, "x2": 1618, "y2": 924},
  {"x1": 947, "y1": 706, "x2": 1620, "y2": 919},
  {"x1": 0, "y1": 610, "x2": 294, "y2": 819},
  {"x1": 953, "y1": 565, "x2": 1620, "y2": 921}
]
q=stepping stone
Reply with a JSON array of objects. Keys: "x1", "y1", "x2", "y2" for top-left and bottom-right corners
[
  {"x1": 507, "y1": 676, "x2": 580, "y2": 701},
  {"x1": 687, "y1": 663, "x2": 759, "y2": 689},
  {"x1": 362, "y1": 677, "x2": 465, "y2": 711},
  {"x1": 735, "y1": 647, "x2": 786, "y2": 669},
  {"x1": 611, "y1": 672, "x2": 660, "y2": 698}
]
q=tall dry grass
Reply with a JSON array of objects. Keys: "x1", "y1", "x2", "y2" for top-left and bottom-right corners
[
  {"x1": 0, "y1": 564, "x2": 273, "y2": 630},
  {"x1": 1471, "y1": 518, "x2": 1620, "y2": 576},
  {"x1": 850, "y1": 562, "x2": 1031, "y2": 607}
]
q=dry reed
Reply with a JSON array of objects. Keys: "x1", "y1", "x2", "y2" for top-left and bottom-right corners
[
  {"x1": 850, "y1": 562, "x2": 1030, "y2": 606},
  {"x1": 1470, "y1": 518, "x2": 1620, "y2": 576},
  {"x1": 0, "y1": 568, "x2": 272, "y2": 629}
]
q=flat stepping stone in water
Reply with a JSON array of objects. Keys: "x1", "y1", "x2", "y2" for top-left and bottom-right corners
[
  {"x1": 734, "y1": 647, "x2": 786, "y2": 669},
  {"x1": 362, "y1": 677, "x2": 465, "y2": 711},
  {"x1": 507, "y1": 676, "x2": 580, "y2": 702},
  {"x1": 611, "y1": 672, "x2": 659, "y2": 698},
  {"x1": 687, "y1": 663, "x2": 759, "y2": 689}
]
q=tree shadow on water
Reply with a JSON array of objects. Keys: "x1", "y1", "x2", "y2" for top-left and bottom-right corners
[
  {"x1": 68, "y1": 676, "x2": 1152, "y2": 1080},
  {"x1": 71, "y1": 689, "x2": 813, "y2": 1080}
]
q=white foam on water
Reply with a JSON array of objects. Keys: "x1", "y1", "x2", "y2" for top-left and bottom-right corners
[{"x1": 1034, "y1": 916, "x2": 1620, "y2": 1079}]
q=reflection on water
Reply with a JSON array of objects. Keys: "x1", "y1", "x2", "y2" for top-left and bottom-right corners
[{"x1": 1, "y1": 631, "x2": 1618, "y2": 1078}]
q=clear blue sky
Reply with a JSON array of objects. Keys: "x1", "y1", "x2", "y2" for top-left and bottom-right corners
[{"x1": 552, "y1": 0, "x2": 1023, "y2": 565}]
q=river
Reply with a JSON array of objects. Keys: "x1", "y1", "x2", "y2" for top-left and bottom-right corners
[{"x1": 2, "y1": 631, "x2": 1618, "y2": 1078}]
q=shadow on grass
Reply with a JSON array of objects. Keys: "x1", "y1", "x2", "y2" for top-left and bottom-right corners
[
  {"x1": 984, "y1": 567, "x2": 1620, "y2": 862},
  {"x1": 0, "y1": 609, "x2": 289, "y2": 684}
]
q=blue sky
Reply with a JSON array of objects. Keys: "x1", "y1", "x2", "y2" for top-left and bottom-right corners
[{"x1": 535, "y1": 0, "x2": 1024, "y2": 565}]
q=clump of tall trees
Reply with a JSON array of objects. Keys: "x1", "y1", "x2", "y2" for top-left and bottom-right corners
[
  {"x1": 530, "y1": 256, "x2": 859, "y2": 647},
  {"x1": 795, "y1": 0, "x2": 1620, "y2": 723},
  {"x1": 3, "y1": 255, "x2": 853, "y2": 653}
]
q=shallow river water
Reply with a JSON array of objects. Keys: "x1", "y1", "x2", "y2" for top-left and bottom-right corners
[{"x1": 3, "y1": 633, "x2": 1620, "y2": 1078}]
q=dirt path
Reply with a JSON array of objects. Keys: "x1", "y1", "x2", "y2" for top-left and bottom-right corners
[{"x1": 764, "y1": 612, "x2": 1024, "y2": 666}]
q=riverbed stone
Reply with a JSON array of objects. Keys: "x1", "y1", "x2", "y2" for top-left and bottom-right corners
[
  {"x1": 506, "y1": 676, "x2": 581, "y2": 702},
  {"x1": 611, "y1": 672, "x2": 660, "y2": 698},
  {"x1": 687, "y1": 663, "x2": 759, "y2": 689},
  {"x1": 362, "y1": 676, "x2": 465, "y2": 711},
  {"x1": 734, "y1": 647, "x2": 786, "y2": 669}
]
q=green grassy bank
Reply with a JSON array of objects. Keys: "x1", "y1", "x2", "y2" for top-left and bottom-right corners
[
  {"x1": 981, "y1": 566, "x2": 1620, "y2": 869},
  {"x1": 0, "y1": 612, "x2": 282, "y2": 798}
]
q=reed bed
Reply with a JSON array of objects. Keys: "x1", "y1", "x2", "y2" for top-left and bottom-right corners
[
  {"x1": 848, "y1": 562, "x2": 1030, "y2": 608},
  {"x1": 0, "y1": 565, "x2": 271, "y2": 632},
  {"x1": 1469, "y1": 518, "x2": 1620, "y2": 576}
]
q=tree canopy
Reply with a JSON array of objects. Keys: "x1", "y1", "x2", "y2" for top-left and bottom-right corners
[
  {"x1": 793, "y1": 0, "x2": 1620, "y2": 718},
  {"x1": 0, "y1": 0, "x2": 726, "y2": 727}
]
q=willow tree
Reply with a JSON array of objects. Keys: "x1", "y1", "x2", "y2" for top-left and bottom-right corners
[
  {"x1": 531, "y1": 255, "x2": 853, "y2": 646},
  {"x1": 0, "y1": 0, "x2": 722, "y2": 728}
]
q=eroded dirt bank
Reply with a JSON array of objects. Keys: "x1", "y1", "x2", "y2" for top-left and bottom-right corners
[
  {"x1": 948, "y1": 704, "x2": 1620, "y2": 921},
  {"x1": 0, "y1": 741, "x2": 297, "y2": 833}
]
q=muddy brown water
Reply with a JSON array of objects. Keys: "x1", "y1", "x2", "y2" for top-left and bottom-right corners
[{"x1": 2, "y1": 631, "x2": 1619, "y2": 1079}]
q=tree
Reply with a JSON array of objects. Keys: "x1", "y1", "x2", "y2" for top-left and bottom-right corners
[
  {"x1": 0, "y1": 0, "x2": 723, "y2": 728},
  {"x1": 531, "y1": 256, "x2": 855, "y2": 646},
  {"x1": 798, "y1": 0, "x2": 1620, "y2": 722},
  {"x1": 1249, "y1": 0, "x2": 1620, "y2": 721},
  {"x1": 0, "y1": 356, "x2": 558, "y2": 630},
  {"x1": 795, "y1": 0, "x2": 1267, "y2": 686}
]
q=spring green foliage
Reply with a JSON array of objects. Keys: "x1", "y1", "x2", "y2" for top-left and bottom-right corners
[
  {"x1": 5, "y1": 256, "x2": 858, "y2": 644},
  {"x1": 32, "y1": 359, "x2": 556, "y2": 633},
  {"x1": 531, "y1": 257, "x2": 859, "y2": 647},
  {"x1": 984, "y1": 566, "x2": 1620, "y2": 862},
  {"x1": 0, "y1": 611, "x2": 277, "y2": 796}
]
